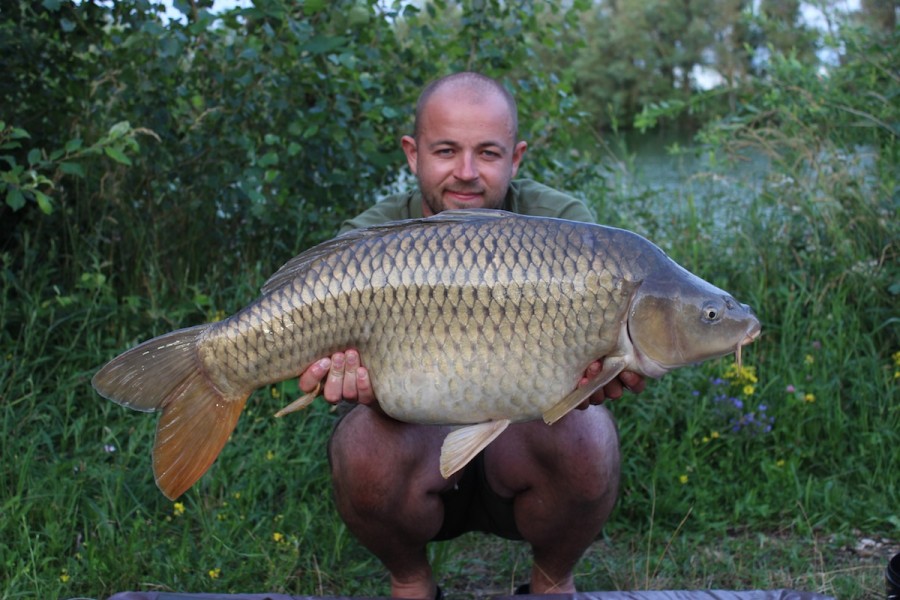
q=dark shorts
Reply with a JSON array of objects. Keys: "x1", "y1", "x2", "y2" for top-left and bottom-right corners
[
  {"x1": 330, "y1": 405, "x2": 522, "y2": 541},
  {"x1": 432, "y1": 451, "x2": 522, "y2": 541}
]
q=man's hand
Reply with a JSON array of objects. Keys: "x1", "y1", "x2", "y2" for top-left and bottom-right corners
[
  {"x1": 576, "y1": 359, "x2": 645, "y2": 409},
  {"x1": 298, "y1": 349, "x2": 376, "y2": 405}
]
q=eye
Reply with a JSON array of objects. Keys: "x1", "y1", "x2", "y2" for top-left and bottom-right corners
[{"x1": 702, "y1": 301, "x2": 723, "y2": 322}]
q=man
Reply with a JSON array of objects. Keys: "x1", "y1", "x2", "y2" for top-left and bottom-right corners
[{"x1": 298, "y1": 72, "x2": 644, "y2": 599}]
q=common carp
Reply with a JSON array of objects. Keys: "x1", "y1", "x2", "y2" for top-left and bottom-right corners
[{"x1": 92, "y1": 210, "x2": 761, "y2": 499}]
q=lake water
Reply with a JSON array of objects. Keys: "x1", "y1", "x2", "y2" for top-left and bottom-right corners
[{"x1": 583, "y1": 129, "x2": 772, "y2": 245}]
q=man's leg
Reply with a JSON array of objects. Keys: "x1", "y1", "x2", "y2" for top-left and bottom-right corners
[
  {"x1": 484, "y1": 405, "x2": 621, "y2": 594},
  {"x1": 328, "y1": 406, "x2": 458, "y2": 599}
]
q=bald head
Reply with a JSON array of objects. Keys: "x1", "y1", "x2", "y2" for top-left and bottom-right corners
[{"x1": 413, "y1": 72, "x2": 519, "y2": 141}]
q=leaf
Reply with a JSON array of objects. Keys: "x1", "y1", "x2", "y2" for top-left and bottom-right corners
[
  {"x1": 59, "y1": 162, "x2": 85, "y2": 178},
  {"x1": 108, "y1": 121, "x2": 132, "y2": 138},
  {"x1": 6, "y1": 188, "x2": 25, "y2": 211},
  {"x1": 27, "y1": 148, "x2": 42, "y2": 166},
  {"x1": 302, "y1": 124, "x2": 319, "y2": 139},
  {"x1": 258, "y1": 151, "x2": 279, "y2": 167},
  {"x1": 301, "y1": 35, "x2": 347, "y2": 55},
  {"x1": 104, "y1": 146, "x2": 132, "y2": 166},
  {"x1": 65, "y1": 138, "x2": 83, "y2": 153},
  {"x1": 304, "y1": 0, "x2": 326, "y2": 14},
  {"x1": 34, "y1": 191, "x2": 53, "y2": 214}
]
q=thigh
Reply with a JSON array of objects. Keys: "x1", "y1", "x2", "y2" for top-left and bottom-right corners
[
  {"x1": 328, "y1": 405, "x2": 460, "y2": 494},
  {"x1": 483, "y1": 406, "x2": 620, "y2": 499}
]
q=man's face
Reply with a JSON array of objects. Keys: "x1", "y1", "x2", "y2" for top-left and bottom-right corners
[{"x1": 402, "y1": 88, "x2": 527, "y2": 216}]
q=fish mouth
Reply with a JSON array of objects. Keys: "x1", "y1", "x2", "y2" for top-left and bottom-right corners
[{"x1": 734, "y1": 321, "x2": 762, "y2": 368}]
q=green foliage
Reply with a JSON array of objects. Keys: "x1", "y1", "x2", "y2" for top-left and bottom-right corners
[
  {"x1": 598, "y1": 20, "x2": 899, "y2": 545},
  {"x1": 1, "y1": 120, "x2": 152, "y2": 215},
  {"x1": 572, "y1": 0, "x2": 823, "y2": 130}
]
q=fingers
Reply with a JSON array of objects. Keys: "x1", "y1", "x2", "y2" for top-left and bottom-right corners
[
  {"x1": 576, "y1": 360, "x2": 646, "y2": 409},
  {"x1": 323, "y1": 352, "x2": 347, "y2": 402},
  {"x1": 341, "y1": 349, "x2": 360, "y2": 399},
  {"x1": 297, "y1": 350, "x2": 374, "y2": 405},
  {"x1": 619, "y1": 370, "x2": 646, "y2": 394},
  {"x1": 299, "y1": 358, "x2": 331, "y2": 393},
  {"x1": 355, "y1": 366, "x2": 375, "y2": 405}
]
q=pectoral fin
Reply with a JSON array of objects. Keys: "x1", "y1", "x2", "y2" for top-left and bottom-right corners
[
  {"x1": 439, "y1": 420, "x2": 510, "y2": 478},
  {"x1": 542, "y1": 358, "x2": 627, "y2": 425}
]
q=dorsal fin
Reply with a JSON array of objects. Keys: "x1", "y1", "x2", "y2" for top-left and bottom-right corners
[{"x1": 261, "y1": 209, "x2": 515, "y2": 294}]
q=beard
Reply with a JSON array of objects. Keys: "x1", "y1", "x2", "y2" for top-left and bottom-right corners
[{"x1": 420, "y1": 181, "x2": 507, "y2": 215}]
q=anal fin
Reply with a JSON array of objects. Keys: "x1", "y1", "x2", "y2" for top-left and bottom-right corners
[
  {"x1": 439, "y1": 419, "x2": 510, "y2": 478},
  {"x1": 542, "y1": 358, "x2": 626, "y2": 425}
]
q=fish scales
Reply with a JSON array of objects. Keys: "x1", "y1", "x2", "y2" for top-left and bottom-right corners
[
  {"x1": 92, "y1": 209, "x2": 760, "y2": 499},
  {"x1": 201, "y1": 213, "x2": 620, "y2": 423}
]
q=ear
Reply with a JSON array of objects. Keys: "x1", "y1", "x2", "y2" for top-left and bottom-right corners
[
  {"x1": 401, "y1": 135, "x2": 418, "y2": 175},
  {"x1": 510, "y1": 140, "x2": 527, "y2": 177}
]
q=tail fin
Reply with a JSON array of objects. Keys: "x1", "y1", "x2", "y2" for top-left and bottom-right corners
[{"x1": 92, "y1": 325, "x2": 248, "y2": 499}]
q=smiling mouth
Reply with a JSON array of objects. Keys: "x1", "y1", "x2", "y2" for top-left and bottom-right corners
[{"x1": 446, "y1": 189, "x2": 484, "y2": 200}]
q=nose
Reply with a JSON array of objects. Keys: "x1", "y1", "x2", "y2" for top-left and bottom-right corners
[{"x1": 454, "y1": 152, "x2": 478, "y2": 181}]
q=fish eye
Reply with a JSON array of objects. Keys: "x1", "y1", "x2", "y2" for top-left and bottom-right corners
[{"x1": 702, "y1": 301, "x2": 722, "y2": 322}]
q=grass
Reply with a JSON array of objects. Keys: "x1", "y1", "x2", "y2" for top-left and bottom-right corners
[{"x1": 3, "y1": 104, "x2": 898, "y2": 600}]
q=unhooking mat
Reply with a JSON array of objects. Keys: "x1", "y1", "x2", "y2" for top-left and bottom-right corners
[{"x1": 104, "y1": 590, "x2": 834, "y2": 600}]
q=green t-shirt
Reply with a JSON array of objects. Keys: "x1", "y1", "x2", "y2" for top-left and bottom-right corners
[{"x1": 339, "y1": 178, "x2": 595, "y2": 234}]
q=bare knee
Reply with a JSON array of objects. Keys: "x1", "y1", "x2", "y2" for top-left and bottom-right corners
[
  {"x1": 557, "y1": 406, "x2": 620, "y2": 503},
  {"x1": 487, "y1": 405, "x2": 620, "y2": 507},
  {"x1": 328, "y1": 407, "x2": 449, "y2": 520}
]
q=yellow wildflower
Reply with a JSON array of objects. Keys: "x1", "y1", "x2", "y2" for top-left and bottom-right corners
[
  {"x1": 60, "y1": 570, "x2": 70, "y2": 583},
  {"x1": 804, "y1": 393, "x2": 816, "y2": 403},
  {"x1": 679, "y1": 474, "x2": 689, "y2": 485},
  {"x1": 892, "y1": 350, "x2": 900, "y2": 367},
  {"x1": 273, "y1": 532, "x2": 285, "y2": 543},
  {"x1": 271, "y1": 387, "x2": 281, "y2": 399},
  {"x1": 724, "y1": 363, "x2": 758, "y2": 385},
  {"x1": 743, "y1": 384, "x2": 755, "y2": 396},
  {"x1": 804, "y1": 354, "x2": 815, "y2": 365},
  {"x1": 173, "y1": 502, "x2": 185, "y2": 517},
  {"x1": 711, "y1": 431, "x2": 720, "y2": 439},
  {"x1": 266, "y1": 450, "x2": 275, "y2": 461},
  {"x1": 208, "y1": 567, "x2": 221, "y2": 579}
]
